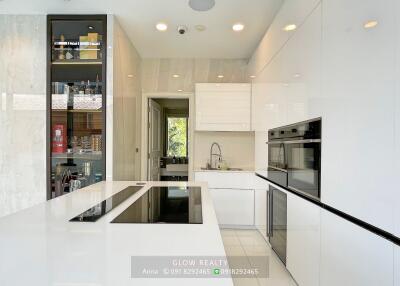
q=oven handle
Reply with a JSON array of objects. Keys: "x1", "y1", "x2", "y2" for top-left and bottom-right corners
[
  {"x1": 267, "y1": 190, "x2": 273, "y2": 237},
  {"x1": 266, "y1": 139, "x2": 320, "y2": 144}
]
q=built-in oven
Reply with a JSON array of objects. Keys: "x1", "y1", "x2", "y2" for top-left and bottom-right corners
[
  {"x1": 286, "y1": 139, "x2": 321, "y2": 198},
  {"x1": 267, "y1": 186, "x2": 287, "y2": 265},
  {"x1": 267, "y1": 141, "x2": 287, "y2": 186},
  {"x1": 266, "y1": 118, "x2": 321, "y2": 199}
]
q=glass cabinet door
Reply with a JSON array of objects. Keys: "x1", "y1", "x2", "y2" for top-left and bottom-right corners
[{"x1": 48, "y1": 16, "x2": 106, "y2": 199}]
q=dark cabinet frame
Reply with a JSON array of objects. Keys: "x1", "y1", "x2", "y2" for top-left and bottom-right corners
[{"x1": 46, "y1": 15, "x2": 107, "y2": 200}]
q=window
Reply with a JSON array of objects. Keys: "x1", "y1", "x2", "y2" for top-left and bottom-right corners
[{"x1": 166, "y1": 116, "x2": 188, "y2": 157}]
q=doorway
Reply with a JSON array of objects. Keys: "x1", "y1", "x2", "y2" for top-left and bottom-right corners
[{"x1": 143, "y1": 95, "x2": 192, "y2": 181}]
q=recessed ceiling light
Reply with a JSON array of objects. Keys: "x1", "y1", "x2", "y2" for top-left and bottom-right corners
[
  {"x1": 172, "y1": 74, "x2": 180, "y2": 78},
  {"x1": 217, "y1": 75, "x2": 224, "y2": 78},
  {"x1": 128, "y1": 74, "x2": 134, "y2": 78},
  {"x1": 364, "y1": 20, "x2": 378, "y2": 29},
  {"x1": 195, "y1": 24, "x2": 207, "y2": 32},
  {"x1": 156, "y1": 22, "x2": 168, "y2": 31},
  {"x1": 189, "y1": 0, "x2": 215, "y2": 11},
  {"x1": 88, "y1": 25, "x2": 94, "y2": 30},
  {"x1": 232, "y1": 23, "x2": 245, "y2": 32},
  {"x1": 250, "y1": 75, "x2": 256, "y2": 79},
  {"x1": 283, "y1": 24, "x2": 297, "y2": 32},
  {"x1": 178, "y1": 89, "x2": 183, "y2": 92}
]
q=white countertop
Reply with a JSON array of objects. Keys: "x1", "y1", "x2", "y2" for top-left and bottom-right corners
[{"x1": 0, "y1": 181, "x2": 233, "y2": 286}]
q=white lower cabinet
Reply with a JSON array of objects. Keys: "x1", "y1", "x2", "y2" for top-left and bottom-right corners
[
  {"x1": 254, "y1": 189, "x2": 267, "y2": 238},
  {"x1": 209, "y1": 188, "x2": 254, "y2": 226},
  {"x1": 286, "y1": 193, "x2": 321, "y2": 286},
  {"x1": 320, "y1": 209, "x2": 394, "y2": 286},
  {"x1": 395, "y1": 245, "x2": 400, "y2": 286}
]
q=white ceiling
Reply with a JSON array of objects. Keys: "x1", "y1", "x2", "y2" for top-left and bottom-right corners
[{"x1": 0, "y1": 0, "x2": 283, "y2": 59}]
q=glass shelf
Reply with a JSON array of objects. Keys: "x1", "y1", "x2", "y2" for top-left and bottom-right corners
[
  {"x1": 52, "y1": 109, "x2": 102, "y2": 113},
  {"x1": 52, "y1": 60, "x2": 102, "y2": 65},
  {"x1": 52, "y1": 152, "x2": 103, "y2": 160}
]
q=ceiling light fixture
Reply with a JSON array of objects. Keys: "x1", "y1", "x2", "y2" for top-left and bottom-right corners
[
  {"x1": 283, "y1": 24, "x2": 297, "y2": 32},
  {"x1": 195, "y1": 24, "x2": 207, "y2": 32},
  {"x1": 128, "y1": 74, "x2": 134, "y2": 78},
  {"x1": 232, "y1": 23, "x2": 245, "y2": 32},
  {"x1": 88, "y1": 25, "x2": 94, "y2": 30},
  {"x1": 217, "y1": 75, "x2": 224, "y2": 78},
  {"x1": 293, "y1": 73, "x2": 301, "y2": 78},
  {"x1": 173, "y1": 74, "x2": 180, "y2": 78},
  {"x1": 250, "y1": 75, "x2": 256, "y2": 79},
  {"x1": 364, "y1": 20, "x2": 378, "y2": 29},
  {"x1": 189, "y1": 0, "x2": 215, "y2": 12},
  {"x1": 156, "y1": 22, "x2": 168, "y2": 31},
  {"x1": 178, "y1": 89, "x2": 183, "y2": 92}
]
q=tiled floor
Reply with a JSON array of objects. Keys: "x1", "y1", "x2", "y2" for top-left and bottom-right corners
[{"x1": 221, "y1": 229, "x2": 297, "y2": 286}]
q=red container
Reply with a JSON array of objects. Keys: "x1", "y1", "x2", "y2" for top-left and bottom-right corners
[{"x1": 52, "y1": 124, "x2": 67, "y2": 153}]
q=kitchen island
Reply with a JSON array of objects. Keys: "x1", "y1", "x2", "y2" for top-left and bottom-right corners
[{"x1": 0, "y1": 181, "x2": 233, "y2": 286}]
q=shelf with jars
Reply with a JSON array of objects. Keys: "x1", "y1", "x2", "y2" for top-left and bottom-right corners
[{"x1": 47, "y1": 15, "x2": 107, "y2": 199}]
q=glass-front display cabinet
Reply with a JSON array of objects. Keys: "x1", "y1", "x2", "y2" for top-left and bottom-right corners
[{"x1": 47, "y1": 15, "x2": 107, "y2": 199}]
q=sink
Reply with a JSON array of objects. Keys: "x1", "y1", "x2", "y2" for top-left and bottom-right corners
[{"x1": 200, "y1": 167, "x2": 243, "y2": 171}]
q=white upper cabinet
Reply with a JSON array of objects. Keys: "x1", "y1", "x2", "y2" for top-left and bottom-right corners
[
  {"x1": 195, "y1": 83, "x2": 251, "y2": 131},
  {"x1": 320, "y1": 209, "x2": 394, "y2": 286},
  {"x1": 321, "y1": 0, "x2": 397, "y2": 234},
  {"x1": 248, "y1": 0, "x2": 321, "y2": 77},
  {"x1": 395, "y1": 0, "x2": 400, "y2": 239},
  {"x1": 286, "y1": 192, "x2": 321, "y2": 286},
  {"x1": 251, "y1": 4, "x2": 322, "y2": 132}
]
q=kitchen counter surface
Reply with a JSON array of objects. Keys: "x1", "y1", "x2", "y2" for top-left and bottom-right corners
[{"x1": 0, "y1": 181, "x2": 232, "y2": 286}]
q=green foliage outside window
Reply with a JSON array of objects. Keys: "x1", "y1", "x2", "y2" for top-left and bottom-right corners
[{"x1": 167, "y1": 117, "x2": 187, "y2": 157}]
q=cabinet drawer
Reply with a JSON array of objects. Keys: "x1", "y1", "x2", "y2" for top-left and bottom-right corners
[
  {"x1": 195, "y1": 172, "x2": 255, "y2": 189},
  {"x1": 209, "y1": 188, "x2": 254, "y2": 226}
]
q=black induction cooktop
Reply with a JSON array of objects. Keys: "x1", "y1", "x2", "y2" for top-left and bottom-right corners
[
  {"x1": 70, "y1": 186, "x2": 143, "y2": 222},
  {"x1": 111, "y1": 186, "x2": 203, "y2": 224}
]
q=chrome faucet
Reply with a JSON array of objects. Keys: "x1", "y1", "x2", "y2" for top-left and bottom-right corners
[{"x1": 209, "y1": 142, "x2": 222, "y2": 169}]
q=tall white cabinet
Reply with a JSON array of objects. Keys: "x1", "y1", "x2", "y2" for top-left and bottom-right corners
[
  {"x1": 195, "y1": 83, "x2": 251, "y2": 131},
  {"x1": 320, "y1": 0, "x2": 397, "y2": 235}
]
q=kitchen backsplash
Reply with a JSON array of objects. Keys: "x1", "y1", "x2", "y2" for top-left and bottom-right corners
[{"x1": 194, "y1": 131, "x2": 255, "y2": 170}]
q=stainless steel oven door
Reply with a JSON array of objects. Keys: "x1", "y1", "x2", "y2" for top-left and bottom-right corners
[
  {"x1": 267, "y1": 141, "x2": 287, "y2": 186},
  {"x1": 285, "y1": 139, "x2": 321, "y2": 199}
]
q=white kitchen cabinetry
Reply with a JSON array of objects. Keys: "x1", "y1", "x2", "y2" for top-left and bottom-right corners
[
  {"x1": 320, "y1": 209, "x2": 394, "y2": 286},
  {"x1": 395, "y1": 0, "x2": 400, "y2": 239},
  {"x1": 209, "y1": 188, "x2": 254, "y2": 226},
  {"x1": 248, "y1": 0, "x2": 321, "y2": 77},
  {"x1": 286, "y1": 192, "x2": 321, "y2": 286},
  {"x1": 254, "y1": 175, "x2": 269, "y2": 239},
  {"x1": 251, "y1": 3, "x2": 322, "y2": 132},
  {"x1": 321, "y1": 0, "x2": 397, "y2": 234},
  {"x1": 195, "y1": 83, "x2": 251, "y2": 131},
  {"x1": 395, "y1": 245, "x2": 400, "y2": 286},
  {"x1": 195, "y1": 171, "x2": 254, "y2": 226}
]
